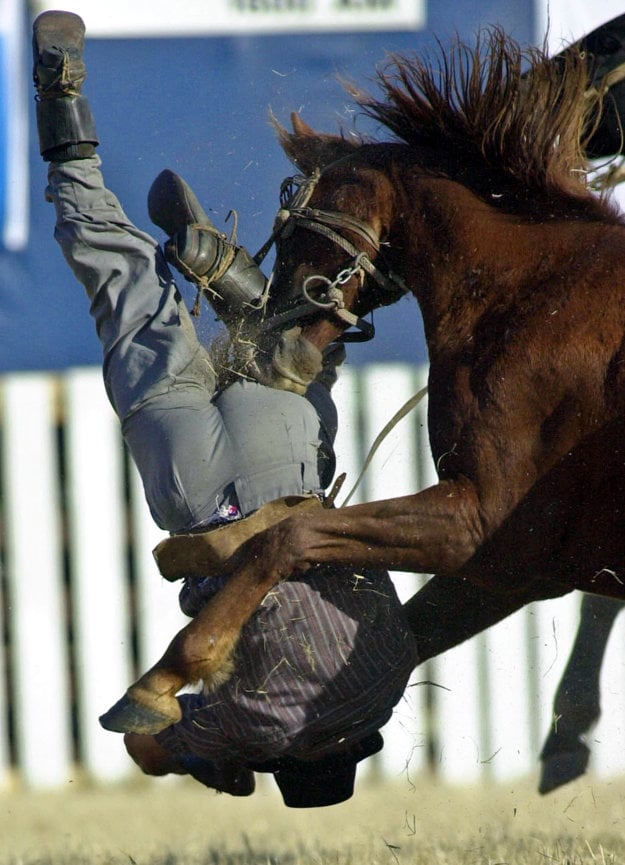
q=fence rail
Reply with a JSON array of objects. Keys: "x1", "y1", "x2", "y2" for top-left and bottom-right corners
[{"x1": 1, "y1": 364, "x2": 624, "y2": 790}]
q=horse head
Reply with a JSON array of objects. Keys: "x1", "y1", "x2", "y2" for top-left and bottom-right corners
[
  {"x1": 260, "y1": 29, "x2": 610, "y2": 372},
  {"x1": 261, "y1": 114, "x2": 409, "y2": 356}
]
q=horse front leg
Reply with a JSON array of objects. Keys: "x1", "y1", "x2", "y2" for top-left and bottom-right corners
[
  {"x1": 101, "y1": 478, "x2": 484, "y2": 735},
  {"x1": 538, "y1": 594, "x2": 623, "y2": 794}
]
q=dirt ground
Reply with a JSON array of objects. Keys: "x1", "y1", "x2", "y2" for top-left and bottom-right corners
[{"x1": 2, "y1": 771, "x2": 625, "y2": 864}]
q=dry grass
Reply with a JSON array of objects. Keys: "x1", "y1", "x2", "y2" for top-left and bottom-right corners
[{"x1": 2, "y1": 771, "x2": 625, "y2": 864}]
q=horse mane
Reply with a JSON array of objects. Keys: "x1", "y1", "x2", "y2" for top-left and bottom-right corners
[{"x1": 347, "y1": 28, "x2": 607, "y2": 205}]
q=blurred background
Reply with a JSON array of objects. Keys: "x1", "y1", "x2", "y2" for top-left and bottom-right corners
[
  {"x1": 2, "y1": 0, "x2": 625, "y2": 797},
  {"x1": 1, "y1": 0, "x2": 609, "y2": 373}
]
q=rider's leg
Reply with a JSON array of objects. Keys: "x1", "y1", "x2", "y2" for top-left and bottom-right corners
[
  {"x1": 32, "y1": 11, "x2": 339, "y2": 736},
  {"x1": 34, "y1": 11, "x2": 243, "y2": 533}
]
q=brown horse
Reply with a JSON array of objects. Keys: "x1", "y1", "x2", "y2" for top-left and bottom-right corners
[{"x1": 107, "y1": 28, "x2": 625, "y2": 734}]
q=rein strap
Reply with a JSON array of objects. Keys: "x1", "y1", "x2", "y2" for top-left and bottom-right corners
[{"x1": 341, "y1": 385, "x2": 428, "y2": 506}]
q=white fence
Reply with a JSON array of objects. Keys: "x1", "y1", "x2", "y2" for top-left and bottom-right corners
[{"x1": 1, "y1": 364, "x2": 624, "y2": 790}]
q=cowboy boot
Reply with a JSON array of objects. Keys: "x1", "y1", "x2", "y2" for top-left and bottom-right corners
[
  {"x1": 551, "y1": 13, "x2": 625, "y2": 157},
  {"x1": 32, "y1": 11, "x2": 98, "y2": 161},
  {"x1": 148, "y1": 170, "x2": 326, "y2": 393},
  {"x1": 147, "y1": 169, "x2": 266, "y2": 326}
]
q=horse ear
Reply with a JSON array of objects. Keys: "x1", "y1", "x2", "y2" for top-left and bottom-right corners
[
  {"x1": 272, "y1": 111, "x2": 360, "y2": 175},
  {"x1": 290, "y1": 113, "x2": 316, "y2": 137}
]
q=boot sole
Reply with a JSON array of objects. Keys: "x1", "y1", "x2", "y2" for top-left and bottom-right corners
[
  {"x1": 148, "y1": 169, "x2": 217, "y2": 237},
  {"x1": 33, "y1": 10, "x2": 85, "y2": 57}
]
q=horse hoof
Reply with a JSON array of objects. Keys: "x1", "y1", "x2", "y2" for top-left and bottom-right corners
[
  {"x1": 99, "y1": 690, "x2": 182, "y2": 735},
  {"x1": 538, "y1": 747, "x2": 590, "y2": 795}
]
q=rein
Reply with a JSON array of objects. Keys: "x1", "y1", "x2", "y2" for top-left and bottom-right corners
[
  {"x1": 255, "y1": 168, "x2": 408, "y2": 341},
  {"x1": 341, "y1": 384, "x2": 429, "y2": 506}
]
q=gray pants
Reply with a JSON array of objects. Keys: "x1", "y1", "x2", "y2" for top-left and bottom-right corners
[{"x1": 47, "y1": 157, "x2": 336, "y2": 533}]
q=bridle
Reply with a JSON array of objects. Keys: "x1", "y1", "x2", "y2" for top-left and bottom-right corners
[{"x1": 254, "y1": 168, "x2": 409, "y2": 342}]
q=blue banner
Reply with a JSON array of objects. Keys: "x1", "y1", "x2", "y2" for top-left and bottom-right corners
[{"x1": 2, "y1": 2, "x2": 534, "y2": 371}]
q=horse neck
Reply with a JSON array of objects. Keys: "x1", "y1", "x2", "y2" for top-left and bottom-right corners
[{"x1": 391, "y1": 172, "x2": 552, "y2": 359}]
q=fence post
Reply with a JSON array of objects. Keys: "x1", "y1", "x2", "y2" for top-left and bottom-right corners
[
  {"x1": 2, "y1": 373, "x2": 73, "y2": 787},
  {"x1": 127, "y1": 461, "x2": 188, "y2": 674},
  {"x1": 0, "y1": 363, "x2": 603, "y2": 788},
  {"x1": 63, "y1": 368, "x2": 133, "y2": 783}
]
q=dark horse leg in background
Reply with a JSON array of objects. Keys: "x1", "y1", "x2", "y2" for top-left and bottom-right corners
[
  {"x1": 538, "y1": 594, "x2": 624, "y2": 794},
  {"x1": 405, "y1": 579, "x2": 623, "y2": 793}
]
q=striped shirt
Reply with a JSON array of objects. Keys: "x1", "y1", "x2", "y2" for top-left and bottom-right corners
[{"x1": 156, "y1": 565, "x2": 418, "y2": 765}]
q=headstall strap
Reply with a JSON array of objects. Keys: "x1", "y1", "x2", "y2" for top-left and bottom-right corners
[
  {"x1": 254, "y1": 171, "x2": 321, "y2": 266},
  {"x1": 255, "y1": 165, "x2": 409, "y2": 340},
  {"x1": 290, "y1": 207, "x2": 381, "y2": 253}
]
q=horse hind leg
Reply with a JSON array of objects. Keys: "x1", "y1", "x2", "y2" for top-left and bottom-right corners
[{"x1": 538, "y1": 594, "x2": 623, "y2": 794}]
